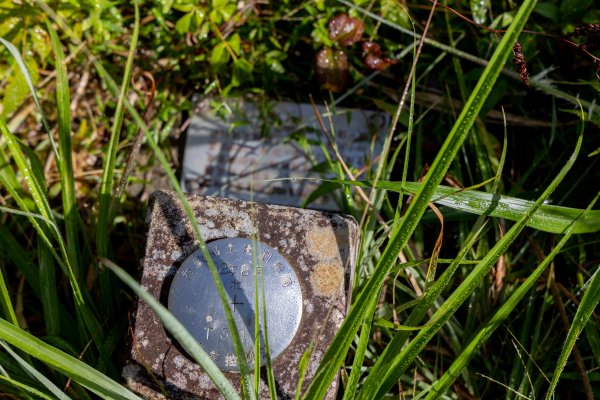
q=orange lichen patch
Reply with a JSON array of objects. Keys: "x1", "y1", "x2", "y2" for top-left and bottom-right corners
[
  {"x1": 310, "y1": 261, "x2": 344, "y2": 297},
  {"x1": 306, "y1": 228, "x2": 343, "y2": 261}
]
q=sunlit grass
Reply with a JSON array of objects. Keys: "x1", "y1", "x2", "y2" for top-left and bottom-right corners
[{"x1": 0, "y1": 1, "x2": 598, "y2": 399}]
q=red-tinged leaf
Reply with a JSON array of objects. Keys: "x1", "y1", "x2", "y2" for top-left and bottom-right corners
[
  {"x1": 362, "y1": 41, "x2": 396, "y2": 71},
  {"x1": 329, "y1": 13, "x2": 364, "y2": 47},
  {"x1": 315, "y1": 47, "x2": 349, "y2": 92}
]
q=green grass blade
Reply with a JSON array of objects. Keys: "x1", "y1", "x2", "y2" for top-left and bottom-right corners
[
  {"x1": 0, "y1": 203, "x2": 69, "y2": 290},
  {"x1": 358, "y1": 220, "x2": 488, "y2": 397},
  {"x1": 361, "y1": 122, "x2": 582, "y2": 400},
  {"x1": 402, "y1": 182, "x2": 599, "y2": 234},
  {"x1": 0, "y1": 120, "x2": 106, "y2": 361},
  {"x1": 545, "y1": 265, "x2": 600, "y2": 399},
  {"x1": 0, "y1": 318, "x2": 141, "y2": 400},
  {"x1": 0, "y1": 226, "x2": 40, "y2": 295},
  {"x1": 0, "y1": 263, "x2": 18, "y2": 327},
  {"x1": 46, "y1": 20, "x2": 81, "y2": 278},
  {"x1": 584, "y1": 318, "x2": 600, "y2": 367},
  {"x1": 0, "y1": 145, "x2": 19, "y2": 190},
  {"x1": 425, "y1": 190, "x2": 600, "y2": 399},
  {"x1": 0, "y1": 120, "x2": 85, "y2": 305},
  {"x1": 38, "y1": 239, "x2": 60, "y2": 337},
  {"x1": 0, "y1": 37, "x2": 59, "y2": 162},
  {"x1": 0, "y1": 341, "x2": 71, "y2": 400},
  {"x1": 330, "y1": 179, "x2": 600, "y2": 234},
  {"x1": 101, "y1": 258, "x2": 242, "y2": 400},
  {"x1": 0, "y1": 374, "x2": 55, "y2": 400},
  {"x1": 341, "y1": 318, "x2": 372, "y2": 400},
  {"x1": 0, "y1": 119, "x2": 56, "y2": 230},
  {"x1": 96, "y1": 2, "x2": 139, "y2": 258},
  {"x1": 302, "y1": 1, "x2": 538, "y2": 397}
]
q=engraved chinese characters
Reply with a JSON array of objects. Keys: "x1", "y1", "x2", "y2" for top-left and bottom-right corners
[{"x1": 168, "y1": 237, "x2": 303, "y2": 372}]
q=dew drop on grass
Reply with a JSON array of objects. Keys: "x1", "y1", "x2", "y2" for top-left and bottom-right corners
[{"x1": 471, "y1": 0, "x2": 490, "y2": 25}]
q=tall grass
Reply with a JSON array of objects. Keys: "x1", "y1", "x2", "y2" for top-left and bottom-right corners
[{"x1": 0, "y1": 1, "x2": 598, "y2": 399}]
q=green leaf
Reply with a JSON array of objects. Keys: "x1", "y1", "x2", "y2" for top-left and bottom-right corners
[
  {"x1": 0, "y1": 319, "x2": 142, "y2": 399},
  {"x1": 231, "y1": 59, "x2": 253, "y2": 87},
  {"x1": 534, "y1": 2, "x2": 559, "y2": 21},
  {"x1": 175, "y1": 12, "x2": 193, "y2": 34},
  {"x1": 1, "y1": 57, "x2": 38, "y2": 117},
  {"x1": 392, "y1": 181, "x2": 598, "y2": 234},
  {"x1": 210, "y1": 42, "x2": 229, "y2": 68},
  {"x1": 228, "y1": 33, "x2": 241, "y2": 56},
  {"x1": 39, "y1": 238, "x2": 60, "y2": 337},
  {"x1": 172, "y1": 3, "x2": 193, "y2": 13},
  {"x1": 381, "y1": 0, "x2": 411, "y2": 29}
]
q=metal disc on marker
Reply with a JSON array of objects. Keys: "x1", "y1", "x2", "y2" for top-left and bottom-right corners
[{"x1": 168, "y1": 237, "x2": 303, "y2": 372}]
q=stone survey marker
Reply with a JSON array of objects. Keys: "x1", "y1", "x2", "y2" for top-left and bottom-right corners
[
  {"x1": 124, "y1": 191, "x2": 359, "y2": 399},
  {"x1": 168, "y1": 237, "x2": 303, "y2": 372}
]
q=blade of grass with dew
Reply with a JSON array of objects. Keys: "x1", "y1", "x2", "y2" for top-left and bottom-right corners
[
  {"x1": 0, "y1": 122, "x2": 84, "y2": 307},
  {"x1": 345, "y1": 78, "x2": 414, "y2": 393},
  {"x1": 96, "y1": 2, "x2": 139, "y2": 258},
  {"x1": 47, "y1": 20, "x2": 81, "y2": 278},
  {"x1": 0, "y1": 318, "x2": 141, "y2": 400},
  {"x1": 100, "y1": 258, "x2": 242, "y2": 400},
  {"x1": 0, "y1": 374, "x2": 55, "y2": 400},
  {"x1": 425, "y1": 190, "x2": 600, "y2": 399},
  {"x1": 402, "y1": 182, "x2": 599, "y2": 234},
  {"x1": 545, "y1": 265, "x2": 600, "y2": 399},
  {"x1": 0, "y1": 109, "x2": 110, "y2": 372},
  {"x1": 303, "y1": 1, "x2": 537, "y2": 392},
  {"x1": 341, "y1": 318, "x2": 372, "y2": 400},
  {"x1": 0, "y1": 120, "x2": 56, "y2": 240},
  {"x1": 358, "y1": 220, "x2": 488, "y2": 396},
  {"x1": 360, "y1": 123, "x2": 582, "y2": 399},
  {"x1": 0, "y1": 38, "x2": 59, "y2": 162},
  {"x1": 0, "y1": 341, "x2": 70, "y2": 400},
  {"x1": 329, "y1": 179, "x2": 600, "y2": 234}
]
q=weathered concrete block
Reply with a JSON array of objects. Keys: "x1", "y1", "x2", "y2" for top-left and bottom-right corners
[{"x1": 123, "y1": 191, "x2": 359, "y2": 399}]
